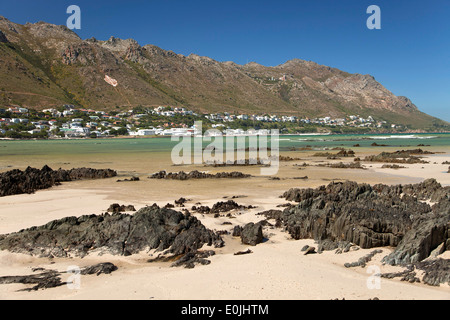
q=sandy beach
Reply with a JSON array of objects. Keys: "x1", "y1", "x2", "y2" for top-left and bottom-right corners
[{"x1": 0, "y1": 145, "x2": 449, "y2": 300}]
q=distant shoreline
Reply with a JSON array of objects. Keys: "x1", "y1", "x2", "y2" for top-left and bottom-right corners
[{"x1": 1, "y1": 131, "x2": 450, "y2": 141}]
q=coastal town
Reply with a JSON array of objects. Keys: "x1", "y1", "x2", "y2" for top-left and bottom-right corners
[{"x1": 0, "y1": 104, "x2": 393, "y2": 139}]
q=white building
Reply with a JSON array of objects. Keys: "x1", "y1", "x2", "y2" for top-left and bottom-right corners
[{"x1": 129, "y1": 129, "x2": 157, "y2": 136}]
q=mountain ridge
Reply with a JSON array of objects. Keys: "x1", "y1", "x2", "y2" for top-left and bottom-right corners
[{"x1": 0, "y1": 17, "x2": 448, "y2": 130}]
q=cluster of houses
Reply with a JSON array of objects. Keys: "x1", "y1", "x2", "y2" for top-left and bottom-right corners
[
  {"x1": 206, "y1": 112, "x2": 385, "y2": 128},
  {"x1": 0, "y1": 104, "x2": 388, "y2": 138},
  {"x1": 205, "y1": 113, "x2": 298, "y2": 123}
]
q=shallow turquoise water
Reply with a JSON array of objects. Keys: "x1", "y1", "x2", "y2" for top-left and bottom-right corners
[{"x1": 0, "y1": 133, "x2": 449, "y2": 157}]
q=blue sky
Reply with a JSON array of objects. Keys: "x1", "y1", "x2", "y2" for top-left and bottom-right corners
[{"x1": 1, "y1": 0, "x2": 449, "y2": 121}]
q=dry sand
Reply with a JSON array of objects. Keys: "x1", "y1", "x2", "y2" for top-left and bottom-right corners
[{"x1": 0, "y1": 148, "x2": 449, "y2": 300}]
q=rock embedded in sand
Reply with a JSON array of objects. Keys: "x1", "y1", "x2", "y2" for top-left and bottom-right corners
[
  {"x1": 234, "y1": 249, "x2": 253, "y2": 256},
  {"x1": 240, "y1": 222, "x2": 264, "y2": 246},
  {"x1": 303, "y1": 246, "x2": 316, "y2": 255},
  {"x1": 170, "y1": 250, "x2": 216, "y2": 269},
  {"x1": 381, "y1": 164, "x2": 406, "y2": 169},
  {"x1": 344, "y1": 250, "x2": 383, "y2": 268},
  {"x1": 278, "y1": 179, "x2": 450, "y2": 266},
  {"x1": 0, "y1": 263, "x2": 118, "y2": 292},
  {"x1": 380, "y1": 259, "x2": 450, "y2": 286},
  {"x1": 107, "y1": 203, "x2": 136, "y2": 213},
  {"x1": 0, "y1": 165, "x2": 117, "y2": 197},
  {"x1": 363, "y1": 149, "x2": 433, "y2": 164},
  {"x1": 316, "y1": 161, "x2": 366, "y2": 170},
  {"x1": 116, "y1": 176, "x2": 140, "y2": 182},
  {"x1": 148, "y1": 170, "x2": 251, "y2": 180},
  {"x1": 191, "y1": 200, "x2": 255, "y2": 216},
  {"x1": 175, "y1": 197, "x2": 189, "y2": 206},
  {"x1": 0, "y1": 205, "x2": 224, "y2": 258}
]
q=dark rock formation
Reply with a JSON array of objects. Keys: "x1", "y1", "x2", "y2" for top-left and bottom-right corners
[
  {"x1": 175, "y1": 197, "x2": 189, "y2": 206},
  {"x1": 191, "y1": 205, "x2": 211, "y2": 214},
  {"x1": 278, "y1": 180, "x2": 449, "y2": 266},
  {"x1": 380, "y1": 259, "x2": 449, "y2": 286},
  {"x1": 0, "y1": 263, "x2": 118, "y2": 292},
  {"x1": 232, "y1": 226, "x2": 242, "y2": 237},
  {"x1": 371, "y1": 142, "x2": 387, "y2": 147},
  {"x1": 400, "y1": 178, "x2": 450, "y2": 202},
  {"x1": 303, "y1": 246, "x2": 316, "y2": 255},
  {"x1": 344, "y1": 250, "x2": 383, "y2": 268},
  {"x1": 234, "y1": 249, "x2": 253, "y2": 256},
  {"x1": 0, "y1": 166, "x2": 117, "y2": 197},
  {"x1": 117, "y1": 176, "x2": 140, "y2": 182},
  {"x1": 79, "y1": 262, "x2": 118, "y2": 275},
  {"x1": 381, "y1": 164, "x2": 406, "y2": 169},
  {"x1": 240, "y1": 222, "x2": 264, "y2": 246},
  {"x1": 0, "y1": 205, "x2": 224, "y2": 258},
  {"x1": 191, "y1": 200, "x2": 255, "y2": 215},
  {"x1": 148, "y1": 170, "x2": 251, "y2": 180},
  {"x1": 317, "y1": 239, "x2": 355, "y2": 254},
  {"x1": 170, "y1": 250, "x2": 215, "y2": 269},
  {"x1": 257, "y1": 209, "x2": 283, "y2": 228},
  {"x1": 335, "y1": 149, "x2": 356, "y2": 157},
  {"x1": 204, "y1": 158, "x2": 264, "y2": 167},
  {"x1": 106, "y1": 203, "x2": 136, "y2": 213},
  {"x1": 382, "y1": 200, "x2": 450, "y2": 265},
  {"x1": 363, "y1": 149, "x2": 432, "y2": 164},
  {"x1": 257, "y1": 209, "x2": 283, "y2": 220},
  {"x1": 279, "y1": 156, "x2": 303, "y2": 162},
  {"x1": 317, "y1": 161, "x2": 366, "y2": 169},
  {"x1": 211, "y1": 200, "x2": 254, "y2": 214},
  {"x1": 0, "y1": 30, "x2": 8, "y2": 43},
  {"x1": 0, "y1": 270, "x2": 64, "y2": 292},
  {"x1": 223, "y1": 195, "x2": 248, "y2": 199}
]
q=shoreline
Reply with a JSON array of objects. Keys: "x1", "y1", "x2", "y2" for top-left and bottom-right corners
[{"x1": 1, "y1": 131, "x2": 450, "y2": 142}]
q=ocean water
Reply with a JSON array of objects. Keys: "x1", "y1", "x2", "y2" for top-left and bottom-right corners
[
  {"x1": 0, "y1": 133, "x2": 449, "y2": 157},
  {"x1": 276, "y1": 133, "x2": 450, "y2": 150}
]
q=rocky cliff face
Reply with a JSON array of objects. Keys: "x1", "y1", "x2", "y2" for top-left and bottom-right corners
[
  {"x1": 0, "y1": 16, "x2": 446, "y2": 128},
  {"x1": 0, "y1": 30, "x2": 8, "y2": 43}
]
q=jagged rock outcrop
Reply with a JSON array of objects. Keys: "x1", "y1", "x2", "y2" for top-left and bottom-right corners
[
  {"x1": 382, "y1": 199, "x2": 450, "y2": 265},
  {"x1": 380, "y1": 259, "x2": 450, "y2": 286},
  {"x1": 0, "y1": 166, "x2": 117, "y2": 197},
  {"x1": 191, "y1": 200, "x2": 255, "y2": 216},
  {"x1": 363, "y1": 149, "x2": 432, "y2": 164},
  {"x1": 276, "y1": 180, "x2": 450, "y2": 265},
  {"x1": 0, "y1": 205, "x2": 224, "y2": 258},
  {"x1": 149, "y1": 170, "x2": 251, "y2": 180}
]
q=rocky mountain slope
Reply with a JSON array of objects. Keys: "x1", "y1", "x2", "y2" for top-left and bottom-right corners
[{"x1": 0, "y1": 16, "x2": 447, "y2": 129}]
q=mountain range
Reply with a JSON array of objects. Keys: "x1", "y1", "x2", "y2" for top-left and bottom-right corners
[{"x1": 0, "y1": 16, "x2": 448, "y2": 130}]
